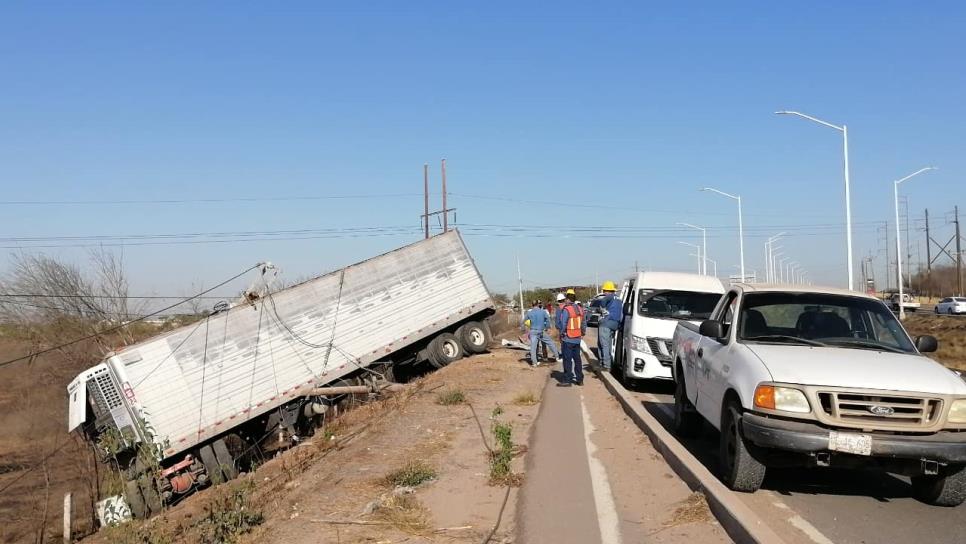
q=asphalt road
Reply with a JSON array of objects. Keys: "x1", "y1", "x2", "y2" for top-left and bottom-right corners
[{"x1": 622, "y1": 379, "x2": 966, "y2": 544}]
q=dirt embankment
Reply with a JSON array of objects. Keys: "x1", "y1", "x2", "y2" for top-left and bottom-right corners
[
  {"x1": 82, "y1": 343, "x2": 544, "y2": 544},
  {"x1": 903, "y1": 315, "x2": 966, "y2": 371},
  {"x1": 0, "y1": 336, "x2": 105, "y2": 544}
]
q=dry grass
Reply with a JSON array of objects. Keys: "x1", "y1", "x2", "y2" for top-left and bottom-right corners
[
  {"x1": 904, "y1": 316, "x2": 966, "y2": 371},
  {"x1": 371, "y1": 494, "x2": 430, "y2": 534},
  {"x1": 664, "y1": 492, "x2": 712, "y2": 528},
  {"x1": 436, "y1": 388, "x2": 466, "y2": 406},
  {"x1": 383, "y1": 460, "x2": 437, "y2": 488},
  {"x1": 512, "y1": 390, "x2": 539, "y2": 406}
]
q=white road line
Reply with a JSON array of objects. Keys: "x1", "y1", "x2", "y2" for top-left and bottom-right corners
[
  {"x1": 580, "y1": 395, "x2": 623, "y2": 544},
  {"x1": 772, "y1": 498, "x2": 836, "y2": 544}
]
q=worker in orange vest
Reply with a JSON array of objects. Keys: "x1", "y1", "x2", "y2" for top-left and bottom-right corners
[{"x1": 555, "y1": 289, "x2": 586, "y2": 386}]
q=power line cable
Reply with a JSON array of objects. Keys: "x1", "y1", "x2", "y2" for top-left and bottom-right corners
[
  {"x1": 0, "y1": 193, "x2": 422, "y2": 206},
  {"x1": 0, "y1": 263, "x2": 264, "y2": 369}
]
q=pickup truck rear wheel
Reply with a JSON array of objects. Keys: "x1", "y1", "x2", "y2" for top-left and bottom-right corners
[
  {"x1": 720, "y1": 402, "x2": 766, "y2": 492},
  {"x1": 912, "y1": 464, "x2": 966, "y2": 506},
  {"x1": 673, "y1": 376, "x2": 701, "y2": 437}
]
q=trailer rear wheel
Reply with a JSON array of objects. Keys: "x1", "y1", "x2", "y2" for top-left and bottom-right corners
[
  {"x1": 139, "y1": 476, "x2": 162, "y2": 515},
  {"x1": 428, "y1": 332, "x2": 463, "y2": 368},
  {"x1": 198, "y1": 445, "x2": 225, "y2": 485},
  {"x1": 124, "y1": 479, "x2": 148, "y2": 519},
  {"x1": 212, "y1": 439, "x2": 238, "y2": 480},
  {"x1": 457, "y1": 321, "x2": 490, "y2": 354}
]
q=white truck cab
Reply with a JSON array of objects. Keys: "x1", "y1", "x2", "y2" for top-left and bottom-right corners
[{"x1": 613, "y1": 272, "x2": 725, "y2": 383}]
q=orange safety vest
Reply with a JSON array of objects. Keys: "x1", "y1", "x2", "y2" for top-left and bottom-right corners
[{"x1": 563, "y1": 304, "x2": 584, "y2": 339}]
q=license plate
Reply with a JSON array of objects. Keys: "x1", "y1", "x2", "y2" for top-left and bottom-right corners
[{"x1": 828, "y1": 431, "x2": 872, "y2": 456}]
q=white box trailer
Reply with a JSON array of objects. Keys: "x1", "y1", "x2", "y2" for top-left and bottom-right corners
[{"x1": 67, "y1": 230, "x2": 494, "y2": 518}]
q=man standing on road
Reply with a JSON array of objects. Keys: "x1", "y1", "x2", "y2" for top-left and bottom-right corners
[
  {"x1": 556, "y1": 291, "x2": 586, "y2": 386},
  {"x1": 524, "y1": 300, "x2": 558, "y2": 366},
  {"x1": 596, "y1": 281, "x2": 623, "y2": 371}
]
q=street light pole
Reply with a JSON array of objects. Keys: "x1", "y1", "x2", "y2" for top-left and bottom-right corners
[
  {"x1": 776, "y1": 110, "x2": 853, "y2": 290},
  {"x1": 701, "y1": 187, "x2": 744, "y2": 281},
  {"x1": 678, "y1": 242, "x2": 702, "y2": 274},
  {"x1": 766, "y1": 232, "x2": 786, "y2": 282},
  {"x1": 778, "y1": 257, "x2": 789, "y2": 283},
  {"x1": 894, "y1": 166, "x2": 938, "y2": 319},
  {"x1": 678, "y1": 222, "x2": 707, "y2": 275}
]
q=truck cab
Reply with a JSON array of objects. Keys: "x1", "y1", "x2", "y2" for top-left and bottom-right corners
[{"x1": 614, "y1": 272, "x2": 724, "y2": 383}]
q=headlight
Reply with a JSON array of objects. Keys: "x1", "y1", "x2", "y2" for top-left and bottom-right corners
[
  {"x1": 948, "y1": 399, "x2": 966, "y2": 424},
  {"x1": 630, "y1": 335, "x2": 650, "y2": 353},
  {"x1": 754, "y1": 384, "x2": 811, "y2": 413}
]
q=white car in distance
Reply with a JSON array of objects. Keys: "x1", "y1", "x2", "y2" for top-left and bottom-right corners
[{"x1": 936, "y1": 297, "x2": 966, "y2": 315}]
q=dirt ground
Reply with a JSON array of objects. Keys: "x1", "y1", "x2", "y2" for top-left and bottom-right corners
[{"x1": 904, "y1": 315, "x2": 966, "y2": 371}]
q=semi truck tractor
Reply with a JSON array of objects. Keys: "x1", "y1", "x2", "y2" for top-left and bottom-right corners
[{"x1": 67, "y1": 230, "x2": 494, "y2": 518}]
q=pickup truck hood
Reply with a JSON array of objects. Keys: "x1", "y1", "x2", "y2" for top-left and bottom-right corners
[{"x1": 745, "y1": 344, "x2": 966, "y2": 395}]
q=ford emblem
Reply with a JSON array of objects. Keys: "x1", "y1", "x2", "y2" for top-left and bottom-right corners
[{"x1": 868, "y1": 405, "x2": 895, "y2": 416}]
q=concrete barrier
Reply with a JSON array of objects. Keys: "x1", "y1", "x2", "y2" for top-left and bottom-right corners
[{"x1": 594, "y1": 364, "x2": 786, "y2": 544}]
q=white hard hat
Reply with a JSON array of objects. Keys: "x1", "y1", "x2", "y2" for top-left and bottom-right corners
[{"x1": 556, "y1": 293, "x2": 566, "y2": 302}]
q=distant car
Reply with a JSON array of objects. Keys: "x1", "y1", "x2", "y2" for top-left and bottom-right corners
[{"x1": 936, "y1": 297, "x2": 966, "y2": 315}]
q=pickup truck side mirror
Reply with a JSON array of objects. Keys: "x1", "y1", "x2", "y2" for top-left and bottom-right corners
[
  {"x1": 916, "y1": 335, "x2": 938, "y2": 353},
  {"x1": 699, "y1": 320, "x2": 724, "y2": 339}
]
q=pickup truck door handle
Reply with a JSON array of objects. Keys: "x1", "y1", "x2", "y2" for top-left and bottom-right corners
[{"x1": 697, "y1": 348, "x2": 704, "y2": 358}]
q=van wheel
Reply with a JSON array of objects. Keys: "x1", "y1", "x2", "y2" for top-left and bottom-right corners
[
  {"x1": 124, "y1": 479, "x2": 148, "y2": 519},
  {"x1": 720, "y1": 401, "x2": 766, "y2": 492},
  {"x1": 457, "y1": 321, "x2": 490, "y2": 354},
  {"x1": 912, "y1": 465, "x2": 966, "y2": 506},
  {"x1": 673, "y1": 375, "x2": 701, "y2": 438},
  {"x1": 212, "y1": 439, "x2": 238, "y2": 480},
  {"x1": 428, "y1": 333, "x2": 463, "y2": 368}
]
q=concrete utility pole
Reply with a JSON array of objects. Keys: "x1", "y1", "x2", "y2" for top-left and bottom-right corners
[
  {"x1": 517, "y1": 255, "x2": 525, "y2": 321},
  {"x1": 957, "y1": 205, "x2": 963, "y2": 295},
  {"x1": 925, "y1": 209, "x2": 932, "y2": 297},
  {"x1": 423, "y1": 163, "x2": 430, "y2": 239},
  {"x1": 441, "y1": 159, "x2": 448, "y2": 233}
]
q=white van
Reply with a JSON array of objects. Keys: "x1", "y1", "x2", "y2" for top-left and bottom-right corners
[{"x1": 613, "y1": 272, "x2": 725, "y2": 383}]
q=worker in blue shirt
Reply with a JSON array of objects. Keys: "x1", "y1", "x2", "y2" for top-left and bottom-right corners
[
  {"x1": 523, "y1": 300, "x2": 558, "y2": 366},
  {"x1": 556, "y1": 289, "x2": 587, "y2": 386},
  {"x1": 596, "y1": 281, "x2": 623, "y2": 371}
]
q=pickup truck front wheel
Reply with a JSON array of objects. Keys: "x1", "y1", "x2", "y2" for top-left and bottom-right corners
[
  {"x1": 911, "y1": 464, "x2": 966, "y2": 506},
  {"x1": 720, "y1": 402, "x2": 766, "y2": 492},
  {"x1": 673, "y1": 376, "x2": 701, "y2": 437}
]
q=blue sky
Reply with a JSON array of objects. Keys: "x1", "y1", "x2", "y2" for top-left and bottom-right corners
[{"x1": 1, "y1": 2, "x2": 964, "y2": 303}]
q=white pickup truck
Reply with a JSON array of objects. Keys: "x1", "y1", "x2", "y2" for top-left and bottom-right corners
[{"x1": 671, "y1": 284, "x2": 966, "y2": 506}]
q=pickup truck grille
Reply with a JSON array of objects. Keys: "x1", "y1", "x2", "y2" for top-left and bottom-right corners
[
  {"x1": 817, "y1": 391, "x2": 942, "y2": 428},
  {"x1": 646, "y1": 338, "x2": 673, "y2": 363}
]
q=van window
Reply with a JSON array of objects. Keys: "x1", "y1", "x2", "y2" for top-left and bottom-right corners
[{"x1": 637, "y1": 289, "x2": 720, "y2": 320}]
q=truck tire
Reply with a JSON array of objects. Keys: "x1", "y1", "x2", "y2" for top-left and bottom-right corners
[
  {"x1": 198, "y1": 444, "x2": 224, "y2": 485},
  {"x1": 673, "y1": 374, "x2": 701, "y2": 438},
  {"x1": 212, "y1": 438, "x2": 239, "y2": 480},
  {"x1": 719, "y1": 402, "x2": 766, "y2": 492},
  {"x1": 457, "y1": 321, "x2": 491, "y2": 354},
  {"x1": 124, "y1": 479, "x2": 148, "y2": 519},
  {"x1": 139, "y1": 476, "x2": 163, "y2": 516},
  {"x1": 912, "y1": 465, "x2": 966, "y2": 506},
  {"x1": 428, "y1": 332, "x2": 463, "y2": 368}
]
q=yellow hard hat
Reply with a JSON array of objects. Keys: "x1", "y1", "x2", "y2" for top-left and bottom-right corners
[
  {"x1": 602, "y1": 280, "x2": 618, "y2": 292},
  {"x1": 566, "y1": 288, "x2": 576, "y2": 296}
]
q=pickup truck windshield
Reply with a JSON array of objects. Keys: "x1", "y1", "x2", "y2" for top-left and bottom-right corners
[
  {"x1": 738, "y1": 292, "x2": 915, "y2": 353},
  {"x1": 638, "y1": 289, "x2": 719, "y2": 320}
]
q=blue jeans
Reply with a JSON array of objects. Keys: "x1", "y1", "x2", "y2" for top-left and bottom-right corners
[
  {"x1": 561, "y1": 341, "x2": 583, "y2": 383},
  {"x1": 598, "y1": 323, "x2": 617, "y2": 369},
  {"x1": 530, "y1": 330, "x2": 559, "y2": 363}
]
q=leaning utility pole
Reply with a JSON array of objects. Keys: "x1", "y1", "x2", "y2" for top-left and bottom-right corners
[{"x1": 441, "y1": 159, "x2": 448, "y2": 233}]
